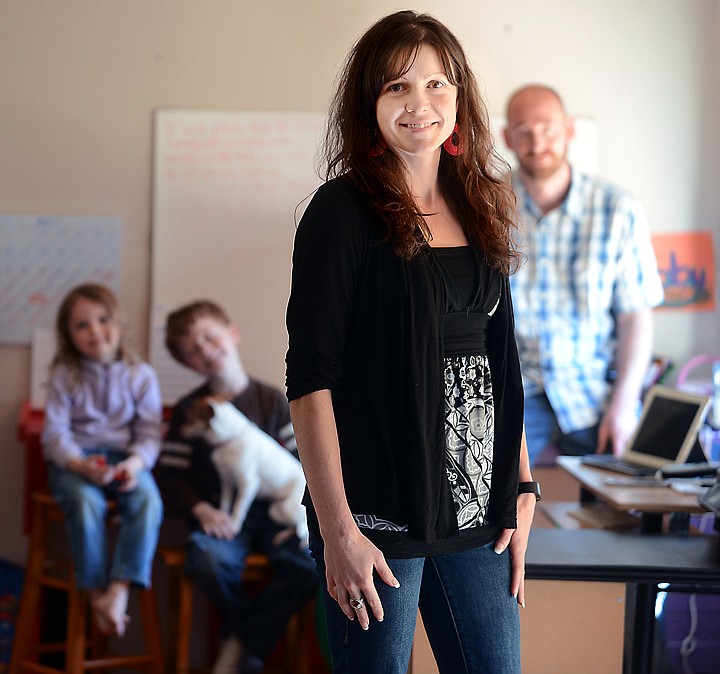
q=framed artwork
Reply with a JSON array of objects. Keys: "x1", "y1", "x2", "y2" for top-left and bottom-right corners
[{"x1": 652, "y1": 231, "x2": 716, "y2": 311}]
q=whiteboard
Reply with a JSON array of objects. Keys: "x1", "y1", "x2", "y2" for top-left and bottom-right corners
[{"x1": 150, "y1": 109, "x2": 324, "y2": 401}]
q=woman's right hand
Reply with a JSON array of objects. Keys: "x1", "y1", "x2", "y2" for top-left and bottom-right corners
[
  {"x1": 322, "y1": 524, "x2": 400, "y2": 629},
  {"x1": 289, "y1": 391, "x2": 399, "y2": 627}
]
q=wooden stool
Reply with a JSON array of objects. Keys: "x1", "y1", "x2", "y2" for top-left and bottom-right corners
[
  {"x1": 10, "y1": 492, "x2": 164, "y2": 674},
  {"x1": 159, "y1": 546, "x2": 315, "y2": 674}
]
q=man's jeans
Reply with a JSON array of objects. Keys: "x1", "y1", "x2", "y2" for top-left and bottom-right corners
[{"x1": 524, "y1": 392, "x2": 599, "y2": 466}]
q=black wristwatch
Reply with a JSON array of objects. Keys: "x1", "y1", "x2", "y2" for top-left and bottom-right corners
[{"x1": 518, "y1": 481, "x2": 542, "y2": 501}]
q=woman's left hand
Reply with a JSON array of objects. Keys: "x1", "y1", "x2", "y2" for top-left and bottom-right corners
[{"x1": 493, "y1": 492, "x2": 536, "y2": 607}]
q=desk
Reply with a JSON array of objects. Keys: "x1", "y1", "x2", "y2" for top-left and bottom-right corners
[
  {"x1": 556, "y1": 455, "x2": 706, "y2": 532},
  {"x1": 526, "y1": 528, "x2": 720, "y2": 674}
]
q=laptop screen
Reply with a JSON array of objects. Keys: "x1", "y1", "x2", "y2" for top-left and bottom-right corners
[{"x1": 623, "y1": 385, "x2": 710, "y2": 468}]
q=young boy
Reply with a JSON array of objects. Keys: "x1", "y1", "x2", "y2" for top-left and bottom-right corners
[{"x1": 159, "y1": 300, "x2": 317, "y2": 674}]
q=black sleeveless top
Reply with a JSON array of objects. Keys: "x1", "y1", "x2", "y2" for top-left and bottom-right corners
[{"x1": 433, "y1": 246, "x2": 501, "y2": 357}]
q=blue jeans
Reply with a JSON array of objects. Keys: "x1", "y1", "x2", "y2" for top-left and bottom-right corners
[
  {"x1": 48, "y1": 449, "x2": 163, "y2": 589},
  {"x1": 524, "y1": 393, "x2": 599, "y2": 466},
  {"x1": 184, "y1": 503, "x2": 318, "y2": 660},
  {"x1": 310, "y1": 533, "x2": 521, "y2": 674}
]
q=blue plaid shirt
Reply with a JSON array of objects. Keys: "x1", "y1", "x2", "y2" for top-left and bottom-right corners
[{"x1": 509, "y1": 170, "x2": 664, "y2": 433}]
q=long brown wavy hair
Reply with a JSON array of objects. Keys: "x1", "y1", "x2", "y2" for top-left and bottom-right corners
[{"x1": 321, "y1": 10, "x2": 521, "y2": 274}]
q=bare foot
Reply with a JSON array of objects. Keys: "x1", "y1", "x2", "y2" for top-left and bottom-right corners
[
  {"x1": 89, "y1": 590, "x2": 113, "y2": 635},
  {"x1": 212, "y1": 636, "x2": 243, "y2": 674},
  {"x1": 92, "y1": 581, "x2": 131, "y2": 637}
]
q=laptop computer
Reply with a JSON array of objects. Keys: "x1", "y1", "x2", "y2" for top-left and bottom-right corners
[{"x1": 580, "y1": 384, "x2": 711, "y2": 476}]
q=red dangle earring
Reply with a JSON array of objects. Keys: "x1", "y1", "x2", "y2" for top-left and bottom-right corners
[
  {"x1": 370, "y1": 136, "x2": 387, "y2": 157},
  {"x1": 443, "y1": 123, "x2": 463, "y2": 156}
]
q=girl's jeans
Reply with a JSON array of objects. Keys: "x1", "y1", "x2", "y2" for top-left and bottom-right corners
[
  {"x1": 310, "y1": 532, "x2": 521, "y2": 674},
  {"x1": 48, "y1": 448, "x2": 163, "y2": 589}
]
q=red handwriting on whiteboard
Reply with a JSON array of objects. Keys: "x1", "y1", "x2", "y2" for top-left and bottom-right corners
[{"x1": 28, "y1": 292, "x2": 49, "y2": 307}]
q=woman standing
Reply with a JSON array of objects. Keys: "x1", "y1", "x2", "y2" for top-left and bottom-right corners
[{"x1": 286, "y1": 11, "x2": 537, "y2": 673}]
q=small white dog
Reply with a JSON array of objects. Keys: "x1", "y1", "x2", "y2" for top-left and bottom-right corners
[{"x1": 182, "y1": 396, "x2": 308, "y2": 544}]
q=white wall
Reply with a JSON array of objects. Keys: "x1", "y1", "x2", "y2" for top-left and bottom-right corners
[{"x1": 1, "y1": 0, "x2": 718, "y2": 568}]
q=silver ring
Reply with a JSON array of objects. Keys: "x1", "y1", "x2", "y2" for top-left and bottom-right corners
[{"x1": 349, "y1": 596, "x2": 364, "y2": 611}]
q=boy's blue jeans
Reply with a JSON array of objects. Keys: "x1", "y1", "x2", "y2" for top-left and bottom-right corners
[
  {"x1": 310, "y1": 532, "x2": 521, "y2": 674},
  {"x1": 184, "y1": 504, "x2": 318, "y2": 660},
  {"x1": 48, "y1": 449, "x2": 163, "y2": 590}
]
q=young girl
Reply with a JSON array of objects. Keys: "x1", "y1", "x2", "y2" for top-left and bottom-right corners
[{"x1": 42, "y1": 283, "x2": 164, "y2": 637}]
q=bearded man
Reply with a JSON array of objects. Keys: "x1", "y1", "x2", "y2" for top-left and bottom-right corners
[{"x1": 503, "y1": 85, "x2": 664, "y2": 466}]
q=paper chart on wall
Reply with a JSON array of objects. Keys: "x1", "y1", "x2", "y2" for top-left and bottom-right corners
[{"x1": 0, "y1": 214, "x2": 121, "y2": 344}]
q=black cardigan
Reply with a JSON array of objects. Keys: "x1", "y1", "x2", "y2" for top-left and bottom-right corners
[{"x1": 286, "y1": 178, "x2": 523, "y2": 544}]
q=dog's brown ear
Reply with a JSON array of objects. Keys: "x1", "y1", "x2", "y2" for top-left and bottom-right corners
[
  {"x1": 201, "y1": 398, "x2": 216, "y2": 422},
  {"x1": 188, "y1": 396, "x2": 215, "y2": 423}
]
